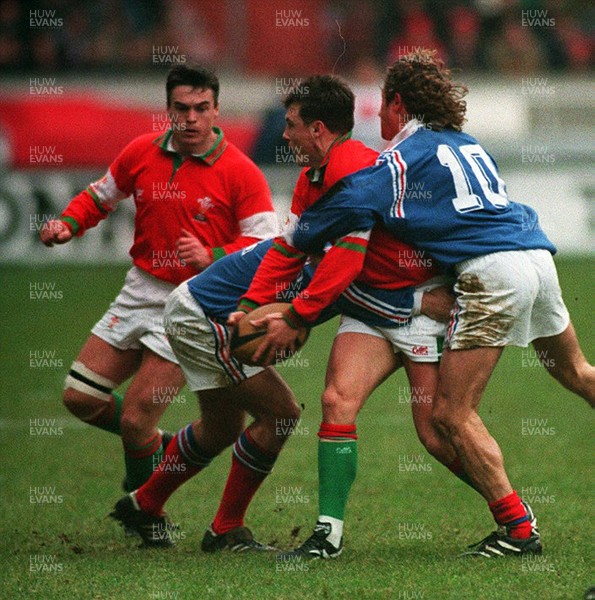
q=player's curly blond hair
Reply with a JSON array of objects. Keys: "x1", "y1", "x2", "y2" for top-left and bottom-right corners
[{"x1": 383, "y1": 50, "x2": 468, "y2": 131}]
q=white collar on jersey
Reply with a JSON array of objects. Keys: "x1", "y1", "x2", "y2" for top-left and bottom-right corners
[{"x1": 385, "y1": 118, "x2": 424, "y2": 150}]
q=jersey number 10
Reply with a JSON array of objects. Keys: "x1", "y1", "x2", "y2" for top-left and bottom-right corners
[{"x1": 437, "y1": 144, "x2": 509, "y2": 213}]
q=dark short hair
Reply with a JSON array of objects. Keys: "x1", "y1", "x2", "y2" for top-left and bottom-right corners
[
  {"x1": 283, "y1": 75, "x2": 354, "y2": 134},
  {"x1": 166, "y1": 65, "x2": 220, "y2": 107}
]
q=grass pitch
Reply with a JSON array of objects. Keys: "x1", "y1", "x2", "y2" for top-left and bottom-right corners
[{"x1": 1, "y1": 258, "x2": 593, "y2": 599}]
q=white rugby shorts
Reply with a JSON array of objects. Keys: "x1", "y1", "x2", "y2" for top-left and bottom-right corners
[
  {"x1": 447, "y1": 249, "x2": 570, "y2": 350},
  {"x1": 337, "y1": 276, "x2": 450, "y2": 362},
  {"x1": 163, "y1": 283, "x2": 264, "y2": 391},
  {"x1": 91, "y1": 266, "x2": 178, "y2": 363}
]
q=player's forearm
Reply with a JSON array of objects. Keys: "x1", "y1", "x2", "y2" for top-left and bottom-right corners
[
  {"x1": 238, "y1": 238, "x2": 306, "y2": 312},
  {"x1": 61, "y1": 189, "x2": 111, "y2": 236},
  {"x1": 288, "y1": 240, "x2": 367, "y2": 326}
]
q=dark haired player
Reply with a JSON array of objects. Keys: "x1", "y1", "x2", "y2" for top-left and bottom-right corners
[
  {"x1": 293, "y1": 50, "x2": 595, "y2": 557},
  {"x1": 40, "y1": 65, "x2": 277, "y2": 493},
  {"x1": 112, "y1": 75, "x2": 456, "y2": 550},
  {"x1": 227, "y1": 75, "x2": 460, "y2": 560}
]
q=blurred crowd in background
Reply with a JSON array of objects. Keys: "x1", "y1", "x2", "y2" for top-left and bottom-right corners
[{"x1": 2, "y1": 0, "x2": 593, "y2": 76}]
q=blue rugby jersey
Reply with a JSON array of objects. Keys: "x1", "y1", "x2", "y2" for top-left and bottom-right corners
[
  {"x1": 293, "y1": 120, "x2": 555, "y2": 269},
  {"x1": 186, "y1": 240, "x2": 416, "y2": 328}
]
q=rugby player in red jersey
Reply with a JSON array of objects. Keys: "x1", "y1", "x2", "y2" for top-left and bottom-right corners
[
  {"x1": 111, "y1": 76, "x2": 455, "y2": 551},
  {"x1": 226, "y1": 76, "x2": 461, "y2": 559},
  {"x1": 40, "y1": 65, "x2": 278, "y2": 494}
]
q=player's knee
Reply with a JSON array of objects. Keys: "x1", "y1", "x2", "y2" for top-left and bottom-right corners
[
  {"x1": 432, "y1": 402, "x2": 458, "y2": 439},
  {"x1": 120, "y1": 404, "x2": 155, "y2": 441},
  {"x1": 63, "y1": 361, "x2": 117, "y2": 419},
  {"x1": 416, "y1": 427, "x2": 445, "y2": 461},
  {"x1": 321, "y1": 385, "x2": 359, "y2": 422},
  {"x1": 62, "y1": 386, "x2": 87, "y2": 417}
]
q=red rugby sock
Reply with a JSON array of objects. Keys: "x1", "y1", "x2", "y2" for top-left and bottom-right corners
[{"x1": 488, "y1": 490, "x2": 532, "y2": 539}]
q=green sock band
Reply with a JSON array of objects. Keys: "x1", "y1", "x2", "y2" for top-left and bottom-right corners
[
  {"x1": 318, "y1": 438, "x2": 357, "y2": 520},
  {"x1": 88, "y1": 391, "x2": 123, "y2": 435},
  {"x1": 124, "y1": 435, "x2": 164, "y2": 490}
]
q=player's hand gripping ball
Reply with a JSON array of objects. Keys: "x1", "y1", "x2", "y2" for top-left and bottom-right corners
[{"x1": 230, "y1": 303, "x2": 309, "y2": 366}]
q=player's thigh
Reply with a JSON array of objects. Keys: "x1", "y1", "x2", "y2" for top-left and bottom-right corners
[
  {"x1": 436, "y1": 346, "x2": 503, "y2": 417},
  {"x1": 73, "y1": 334, "x2": 142, "y2": 384},
  {"x1": 324, "y1": 332, "x2": 399, "y2": 419},
  {"x1": 122, "y1": 347, "x2": 186, "y2": 423},
  {"x1": 532, "y1": 321, "x2": 586, "y2": 375},
  {"x1": 403, "y1": 357, "x2": 438, "y2": 431},
  {"x1": 236, "y1": 368, "x2": 299, "y2": 422}
]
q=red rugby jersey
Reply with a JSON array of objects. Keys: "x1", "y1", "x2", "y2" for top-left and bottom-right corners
[
  {"x1": 60, "y1": 128, "x2": 277, "y2": 285},
  {"x1": 239, "y1": 135, "x2": 439, "y2": 326}
]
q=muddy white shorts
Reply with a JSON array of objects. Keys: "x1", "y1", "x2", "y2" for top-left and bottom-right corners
[
  {"x1": 163, "y1": 283, "x2": 264, "y2": 391},
  {"x1": 92, "y1": 266, "x2": 178, "y2": 363},
  {"x1": 447, "y1": 249, "x2": 570, "y2": 350}
]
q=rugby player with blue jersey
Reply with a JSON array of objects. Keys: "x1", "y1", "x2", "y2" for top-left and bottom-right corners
[
  {"x1": 293, "y1": 50, "x2": 595, "y2": 558},
  {"x1": 110, "y1": 239, "x2": 453, "y2": 548}
]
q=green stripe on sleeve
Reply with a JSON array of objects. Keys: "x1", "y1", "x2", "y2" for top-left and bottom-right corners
[
  {"x1": 272, "y1": 242, "x2": 306, "y2": 259},
  {"x1": 211, "y1": 247, "x2": 226, "y2": 261},
  {"x1": 61, "y1": 216, "x2": 79, "y2": 235},
  {"x1": 86, "y1": 187, "x2": 109, "y2": 214},
  {"x1": 334, "y1": 240, "x2": 367, "y2": 253},
  {"x1": 237, "y1": 299, "x2": 260, "y2": 314}
]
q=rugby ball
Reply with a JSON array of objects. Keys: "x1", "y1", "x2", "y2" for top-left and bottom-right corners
[{"x1": 230, "y1": 302, "x2": 310, "y2": 366}]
